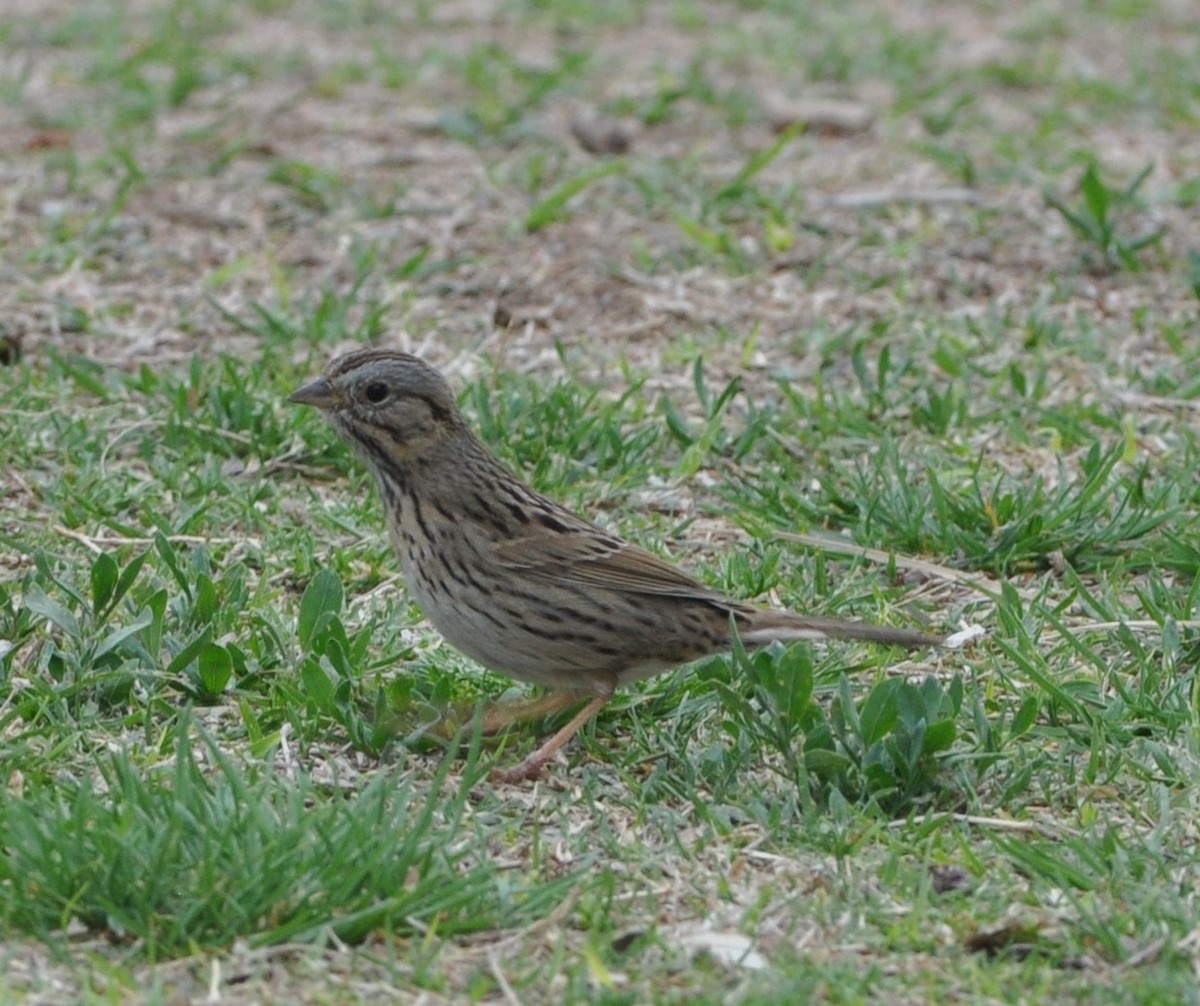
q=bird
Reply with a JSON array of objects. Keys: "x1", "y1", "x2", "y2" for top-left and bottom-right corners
[{"x1": 288, "y1": 348, "x2": 942, "y2": 782}]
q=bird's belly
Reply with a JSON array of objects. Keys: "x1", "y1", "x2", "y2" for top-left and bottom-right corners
[
  {"x1": 403, "y1": 564, "x2": 634, "y2": 693},
  {"x1": 394, "y1": 530, "x2": 726, "y2": 694}
]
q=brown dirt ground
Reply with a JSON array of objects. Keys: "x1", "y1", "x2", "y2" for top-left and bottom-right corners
[
  {"x1": 3, "y1": 0, "x2": 1196, "y2": 393},
  {"x1": 3, "y1": 0, "x2": 1199, "y2": 1002}
]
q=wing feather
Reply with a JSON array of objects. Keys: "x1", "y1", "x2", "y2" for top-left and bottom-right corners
[{"x1": 492, "y1": 531, "x2": 723, "y2": 600}]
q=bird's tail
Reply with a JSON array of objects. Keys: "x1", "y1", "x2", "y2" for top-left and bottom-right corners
[{"x1": 736, "y1": 608, "x2": 942, "y2": 650}]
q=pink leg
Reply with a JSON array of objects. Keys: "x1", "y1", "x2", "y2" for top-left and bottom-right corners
[
  {"x1": 490, "y1": 691, "x2": 613, "y2": 783},
  {"x1": 481, "y1": 691, "x2": 583, "y2": 734}
]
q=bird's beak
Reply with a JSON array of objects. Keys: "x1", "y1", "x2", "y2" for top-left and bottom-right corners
[{"x1": 288, "y1": 376, "x2": 339, "y2": 409}]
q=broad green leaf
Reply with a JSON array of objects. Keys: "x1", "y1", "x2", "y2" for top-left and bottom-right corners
[
  {"x1": 298, "y1": 570, "x2": 344, "y2": 649},
  {"x1": 142, "y1": 589, "x2": 169, "y2": 661},
  {"x1": 93, "y1": 606, "x2": 155, "y2": 661},
  {"x1": 166, "y1": 627, "x2": 214, "y2": 676},
  {"x1": 192, "y1": 574, "x2": 218, "y2": 625},
  {"x1": 859, "y1": 679, "x2": 903, "y2": 747},
  {"x1": 923, "y1": 719, "x2": 956, "y2": 755},
  {"x1": 1010, "y1": 695, "x2": 1039, "y2": 739},
  {"x1": 804, "y1": 748, "x2": 853, "y2": 777},
  {"x1": 197, "y1": 643, "x2": 233, "y2": 696},
  {"x1": 111, "y1": 550, "x2": 151, "y2": 612},
  {"x1": 90, "y1": 553, "x2": 119, "y2": 615},
  {"x1": 24, "y1": 585, "x2": 81, "y2": 640},
  {"x1": 301, "y1": 655, "x2": 336, "y2": 709}
]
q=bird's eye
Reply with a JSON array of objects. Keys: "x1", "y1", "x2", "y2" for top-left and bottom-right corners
[{"x1": 364, "y1": 381, "x2": 389, "y2": 404}]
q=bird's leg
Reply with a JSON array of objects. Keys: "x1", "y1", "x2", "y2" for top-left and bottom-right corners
[
  {"x1": 490, "y1": 685, "x2": 615, "y2": 783},
  {"x1": 481, "y1": 690, "x2": 583, "y2": 734},
  {"x1": 430, "y1": 691, "x2": 581, "y2": 743}
]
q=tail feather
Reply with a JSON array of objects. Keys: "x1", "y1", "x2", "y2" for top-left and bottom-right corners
[{"x1": 737, "y1": 609, "x2": 942, "y2": 650}]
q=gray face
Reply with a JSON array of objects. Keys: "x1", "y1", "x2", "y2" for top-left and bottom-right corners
[{"x1": 289, "y1": 350, "x2": 462, "y2": 463}]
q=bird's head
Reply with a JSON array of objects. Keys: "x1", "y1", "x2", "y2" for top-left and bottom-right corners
[{"x1": 289, "y1": 349, "x2": 464, "y2": 464}]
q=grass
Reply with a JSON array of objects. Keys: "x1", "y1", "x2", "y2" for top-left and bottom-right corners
[
  {"x1": 0, "y1": 716, "x2": 575, "y2": 957},
  {"x1": 3, "y1": 0, "x2": 1200, "y2": 1002},
  {"x1": 4, "y1": 340, "x2": 1199, "y2": 1000}
]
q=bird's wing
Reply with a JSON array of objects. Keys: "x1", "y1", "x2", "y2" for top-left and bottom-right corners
[{"x1": 492, "y1": 532, "x2": 725, "y2": 600}]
